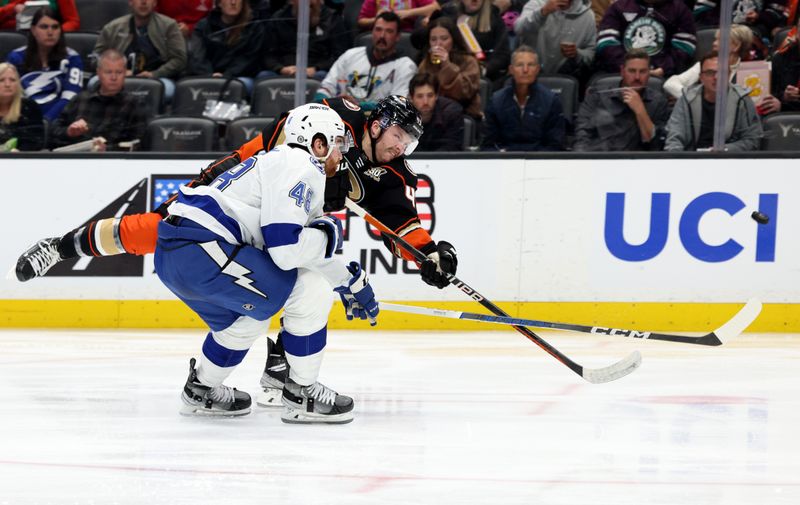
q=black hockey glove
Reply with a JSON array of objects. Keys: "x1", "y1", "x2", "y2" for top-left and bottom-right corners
[
  {"x1": 420, "y1": 241, "x2": 457, "y2": 289},
  {"x1": 323, "y1": 170, "x2": 351, "y2": 213}
]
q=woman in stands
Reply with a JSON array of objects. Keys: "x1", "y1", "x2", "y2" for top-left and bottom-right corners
[
  {"x1": 5, "y1": 6, "x2": 82, "y2": 121},
  {"x1": 189, "y1": 0, "x2": 264, "y2": 95},
  {"x1": 0, "y1": 62, "x2": 44, "y2": 151},
  {"x1": 416, "y1": 16, "x2": 482, "y2": 119}
]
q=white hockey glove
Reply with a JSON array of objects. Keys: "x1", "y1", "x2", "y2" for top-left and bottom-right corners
[
  {"x1": 420, "y1": 241, "x2": 457, "y2": 289},
  {"x1": 308, "y1": 215, "x2": 343, "y2": 259},
  {"x1": 334, "y1": 261, "x2": 379, "y2": 326}
]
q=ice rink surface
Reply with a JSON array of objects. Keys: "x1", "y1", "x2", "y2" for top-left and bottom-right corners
[{"x1": 1, "y1": 327, "x2": 798, "y2": 505}]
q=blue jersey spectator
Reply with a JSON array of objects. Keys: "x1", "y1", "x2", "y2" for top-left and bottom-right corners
[{"x1": 6, "y1": 6, "x2": 82, "y2": 121}]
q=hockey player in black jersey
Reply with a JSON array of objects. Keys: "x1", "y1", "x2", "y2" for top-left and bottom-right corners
[{"x1": 15, "y1": 95, "x2": 459, "y2": 408}]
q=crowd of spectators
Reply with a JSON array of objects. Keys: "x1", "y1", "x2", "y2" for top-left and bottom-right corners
[{"x1": 0, "y1": 0, "x2": 799, "y2": 153}]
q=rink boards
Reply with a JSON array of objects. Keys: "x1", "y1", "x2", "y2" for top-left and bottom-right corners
[{"x1": 1, "y1": 155, "x2": 798, "y2": 331}]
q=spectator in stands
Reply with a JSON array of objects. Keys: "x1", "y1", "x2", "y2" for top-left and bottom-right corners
[
  {"x1": 6, "y1": 7, "x2": 82, "y2": 121},
  {"x1": 514, "y1": 0, "x2": 596, "y2": 84},
  {"x1": 0, "y1": 62, "x2": 44, "y2": 151},
  {"x1": 481, "y1": 45, "x2": 565, "y2": 150},
  {"x1": 763, "y1": 16, "x2": 800, "y2": 113},
  {"x1": 189, "y1": 0, "x2": 263, "y2": 93},
  {"x1": 409, "y1": 72, "x2": 464, "y2": 150},
  {"x1": 596, "y1": 0, "x2": 696, "y2": 78},
  {"x1": 664, "y1": 24, "x2": 753, "y2": 100},
  {"x1": 357, "y1": 0, "x2": 440, "y2": 32},
  {"x1": 1, "y1": 0, "x2": 79, "y2": 31},
  {"x1": 95, "y1": 0, "x2": 187, "y2": 101},
  {"x1": 259, "y1": 0, "x2": 347, "y2": 81},
  {"x1": 438, "y1": 0, "x2": 511, "y2": 86},
  {"x1": 664, "y1": 51, "x2": 762, "y2": 151},
  {"x1": 575, "y1": 49, "x2": 669, "y2": 151},
  {"x1": 156, "y1": 0, "x2": 213, "y2": 38},
  {"x1": 316, "y1": 11, "x2": 417, "y2": 109},
  {"x1": 416, "y1": 16, "x2": 481, "y2": 118},
  {"x1": 694, "y1": 0, "x2": 787, "y2": 39},
  {"x1": 51, "y1": 49, "x2": 147, "y2": 151}
]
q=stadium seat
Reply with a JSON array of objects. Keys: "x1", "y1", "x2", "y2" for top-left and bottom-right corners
[
  {"x1": 75, "y1": 0, "x2": 129, "y2": 32},
  {"x1": 479, "y1": 78, "x2": 491, "y2": 111},
  {"x1": 89, "y1": 77, "x2": 164, "y2": 117},
  {"x1": 695, "y1": 27, "x2": 718, "y2": 61},
  {"x1": 145, "y1": 117, "x2": 218, "y2": 152},
  {"x1": 64, "y1": 31, "x2": 99, "y2": 70},
  {"x1": 537, "y1": 74, "x2": 579, "y2": 124},
  {"x1": 122, "y1": 78, "x2": 165, "y2": 117},
  {"x1": 761, "y1": 113, "x2": 800, "y2": 151},
  {"x1": 251, "y1": 79, "x2": 320, "y2": 117},
  {"x1": 463, "y1": 115, "x2": 477, "y2": 150},
  {"x1": 225, "y1": 116, "x2": 274, "y2": 151},
  {"x1": 0, "y1": 30, "x2": 26, "y2": 61},
  {"x1": 172, "y1": 77, "x2": 247, "y2": 117},
  {"x1": 354, "y1": 31, "x2": 415, "y2": 58}
]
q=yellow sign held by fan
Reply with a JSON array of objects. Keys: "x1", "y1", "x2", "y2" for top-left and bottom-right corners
[{"x1": 457, "y1": 16, "x2": 485, "y2": 61}]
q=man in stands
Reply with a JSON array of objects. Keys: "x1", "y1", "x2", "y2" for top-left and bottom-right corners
[{"x1": 409, "y1": 73, "x2": 464, "y2": 151}]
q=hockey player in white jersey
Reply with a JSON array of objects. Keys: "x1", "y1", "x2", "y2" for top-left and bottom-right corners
[{"x1": 154, "y1": 103, "x2": 379, "y2": 424}]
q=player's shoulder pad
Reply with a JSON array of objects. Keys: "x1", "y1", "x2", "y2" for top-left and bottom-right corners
[
  {"x1": 325, "y1": 97, "x2": 366, "y2": 130},
  {"x1": 261, "y1": 113, "x2": 289, "y2": 151},
  {"x1": 386, "y1": 157, "x2": 418, "y2": 186}
]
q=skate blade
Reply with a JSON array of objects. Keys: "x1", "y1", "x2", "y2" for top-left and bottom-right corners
[
  {"x1": 256, "y1": 388, "x2": 283, "y2": 408},
  {"x1": 179, "y1": 404, "x2": 251, "y2": 417},
  {"x1": 280, "y1": 407, "x2": 353, "y2": 425}
]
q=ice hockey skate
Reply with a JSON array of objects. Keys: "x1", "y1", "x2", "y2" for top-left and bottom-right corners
[
  {"x1": 281, "y1": 378, "x2": 354, "y2": 424},
  {"x1": 15, "y1": 237, "x2": 62, "y2": 282},
  {"x1": 257, "y1": 337, "x2": 288, "y2": 407},
  {"x1": 180, "y1": 358, "x2": 251, "y2": 416}
]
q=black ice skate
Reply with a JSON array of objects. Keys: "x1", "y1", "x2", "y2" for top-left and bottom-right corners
[
  {"x1": 180, "y1": 358, "x2": 251, "y2": 416},
  {"x1": 15, "y1": 237, "x2": 62, "y2": 282},
  {"x1": 281, "y1": 378, "x2": 354, "y2": 424},
  {"x1": 257, "y1": 337, "x2": 288, "y2": 407}
]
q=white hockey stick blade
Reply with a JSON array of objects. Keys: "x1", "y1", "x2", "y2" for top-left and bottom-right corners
[
  {"x1": 711, "y1": 297, "x2": 762, "y2": 345},
  {"x1": 5, "y1": 265, "x2": 15, "y2": 281},
  {"x1": 581, "y1": 351, "x2": 642, "y2": 384}
]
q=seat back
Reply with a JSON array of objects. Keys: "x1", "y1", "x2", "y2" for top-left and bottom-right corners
[
  {"x1": 173, "y1": 77, "x2": 246, "y2": 116},
  {"x1": 251, "y1": 79, "x2": 320, "y2": 117},
  {"x1": 537, "y1": 74, "x2": 579, "y2": 123},
  {"x1": 761, "y1": 113, "x2": 800, "y2": 151},
  {"x1": 695, "y1": 27, "x2": 718, "y2": 61},
  {"x1": 64, "y1": 31, "x2": 99, "y2": 70},
  {"x1": 225, "y1": 116, "x2": 274, "y2": 151},
  {"x1": 463, "y1": 115, "x2": 476, "y2": 149},
  {"x1": 0, "y1": 30, "x2": 26, "y2": 61},
  {"x1": 122, "y1": 77, "x2": 165, "y2": 117},
  {"x1": 145, "y1": 117, "x2": 218, "y2": 152},
  {"x1": 75, "y1": 0, "x2": 130, "y2": 32}
]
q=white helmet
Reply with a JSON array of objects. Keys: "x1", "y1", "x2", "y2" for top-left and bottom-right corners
[{"x1": 283, "y1": 103, "x2": 349, "y2": 161}]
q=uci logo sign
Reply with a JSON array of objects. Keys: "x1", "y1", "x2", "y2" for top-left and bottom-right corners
[{"x1": 604, "y1": 192, "x2": 777, "y2": 263}]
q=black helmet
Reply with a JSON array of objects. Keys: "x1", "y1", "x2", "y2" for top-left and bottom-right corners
[{"x1": 368, "y1": 95, "x2": 423, "y2": 155}]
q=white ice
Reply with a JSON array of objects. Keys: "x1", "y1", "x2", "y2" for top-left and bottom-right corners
[{"x1": 1, "y1": 328, "x2": 798, "y2": 505}]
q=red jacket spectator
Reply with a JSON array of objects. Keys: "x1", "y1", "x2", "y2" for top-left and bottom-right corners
[
  {"x1": 0, "y1": 0, "x2": 79, "y2": 31},
  {"x1": 358, "y1": 0, "x2": 439, "y2": 32},
  {"x1": 156, "y1": 0, "x2": 212, "y2": 37}
]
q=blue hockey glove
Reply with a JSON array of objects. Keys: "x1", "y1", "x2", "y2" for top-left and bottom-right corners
[
  {"x1": 308, "y1": 215, "x2": 343, "y2": 258},
  {"x1": 334, "y1": 261, "x2": 379, "y2": 326},
  {"x1": 420, "y1": 241, "x2": 457, "y2": 289}
]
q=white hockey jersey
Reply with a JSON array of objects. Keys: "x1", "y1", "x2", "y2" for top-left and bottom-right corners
[
  {"x1": 318, "y1": 47, "x2": 417, "y2": 103},
  {"x1": 168, "y1": 145, "x2": 350, "y2": 288}
]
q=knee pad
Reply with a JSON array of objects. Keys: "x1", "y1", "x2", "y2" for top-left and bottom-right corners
[{"x1": 282, "y1": 269, "x2": 334, "y2": 336}]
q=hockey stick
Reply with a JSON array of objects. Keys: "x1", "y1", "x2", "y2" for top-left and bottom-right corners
[
  {"x1": 380, "y1": 299, "x2": 762, "y2": 346},
  {"x1": 344, "y1": 198, "x2": 641, "y2": 384}
]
